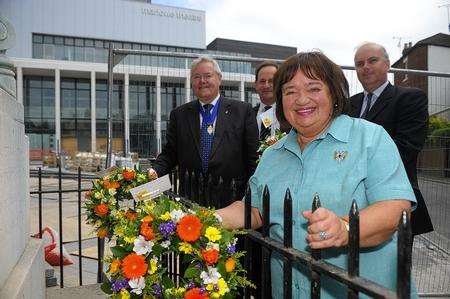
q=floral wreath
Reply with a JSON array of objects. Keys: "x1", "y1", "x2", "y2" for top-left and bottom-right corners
[{"x1": 85, "y1": 167, "x2": 254, "y2": 298}]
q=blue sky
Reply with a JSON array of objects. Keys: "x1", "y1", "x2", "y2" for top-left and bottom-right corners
[{"x1": 152, "y1": 0, "x2": 449, "y2": 65}]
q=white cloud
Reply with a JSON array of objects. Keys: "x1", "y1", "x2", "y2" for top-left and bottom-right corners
[{"x1": 154, "y1": 0, "x2": 449, "y2": 65}]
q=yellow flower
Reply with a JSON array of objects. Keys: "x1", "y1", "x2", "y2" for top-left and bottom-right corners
[
  {"x1": 217, "y1": 278, "x2": 229, "y2": 296},
  {"x1": 205, "y1": 226, "x2": 221, "y2": 242},
  {"x1": 114, "y1": 226, "x2": 124, "y2": 237},
  {"x1": 175, "y1": 287, "x2": 186, "y2": 296},
  {"x1": 109, "y1": 259, "x2": 121, "y2": 273},
  {"x1": 159, "y1": 212, "x2": 171, "y2": 221},
  {"x1": 124, "y1": 236, "x2": 136, "y2": 244},
  {"x1": 119, "y1": 289, "x2": 130, "y2": 299},
  {"x1": 148, "y1": 257, "x2": 158, "y2": 274},
  {"x1": 179, "y1": 242, "x2": 193, "y2": 254},
  {"x1": 94, "y1": 191, "x2": 103, "y2": 199},
  {"x1": 211, "y1": 293, "x2": 220, "y2": 299},
  {"x1": 206, "y1": 284, "x2": 214, "y2": 291}
]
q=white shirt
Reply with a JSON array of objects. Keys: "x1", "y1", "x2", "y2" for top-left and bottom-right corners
[
  {"x1": 360, "y1": 81, "x2": 389, "y2": 117},
  {"x1": 198, "y1": 94, "x2": 220, "y2": 132},
  {"x1": 256, "y1": 103, "x2": 280, "y2": 136}
]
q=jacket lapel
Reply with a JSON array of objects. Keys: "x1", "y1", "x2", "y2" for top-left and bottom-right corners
[
  {"x1": 187, "y1": 101, "x2": 201, "y2": 158},
  {"x1": 366, "y1": 83, "x2": 394, "y2": 121},
  {"x1": 209, "y1": 97, "x2": 229, "y2": 160}
]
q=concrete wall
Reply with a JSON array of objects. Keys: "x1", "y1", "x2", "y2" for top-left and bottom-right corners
[
  {"x1": 0, "y1": 68, "x2": 44, "y2": 298},
  {"x1": 0, "y1": 0, "x2": 206, "y2": 58}
]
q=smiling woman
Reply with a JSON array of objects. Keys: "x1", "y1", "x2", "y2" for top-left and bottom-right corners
[{"x1": 216, "y1": 51, "x2": 418, "y2": 298}]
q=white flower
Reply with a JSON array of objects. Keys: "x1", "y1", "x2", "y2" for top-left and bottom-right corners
[
  {"x1": 175, "y1": 197, "x2": 181, "y2": 202},
  {"x1": 161, "y1": 240, "x2": 171, "y2": 248},
  {"x1": 200, "y1": 266, "x2": 221, "y2": 285},
  {"x1": 129, "y1": 277, "x2": 145, "y2": 295},
  {"x1": 206, "y1": 242, "x2": 219, "y2": 251},
  {"x1": 170, "y1": 209, "x2": 185, "y2": 223},
  {"x1": 133, "y1": 235, "x2": 154, "y2": 255},
  {"x1": 108, "y1": 188, "x2": 117, "y2": 196}
]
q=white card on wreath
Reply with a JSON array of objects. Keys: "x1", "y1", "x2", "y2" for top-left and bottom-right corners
[
  {"x1": 259, "y1": 107, "x2": 274, "y2": 128},
  {"x1": 130, "y1": 174, "x2": 172, "y2": 201}
]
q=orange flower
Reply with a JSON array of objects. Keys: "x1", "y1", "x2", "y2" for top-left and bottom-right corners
[
  {"x1": 225, "y1": 257, "x2": 235, "y2": 272},
  {"x1": 184, "y1": 288, "x2": 209, "y2": 299},
  {"x1": 109, "y1": 259, "x2": 121, "y2": 273},
  {"x1": 103, "y1": 179, "x2": 120, "y2": 190},
  {"x1": 97, "y1": 228, "x2": 108, "y2": 238},
  {"x1": 84, "y1": 191, "x2": 92, "y2": 199},
  {"x1": 201, "y1": 248, "x2": 219, "y2": 265},
  {"x1": 122, "y1": 253, "x2": 148, "y2": 279},
  {"x1": 142, "y1": 215, "x2": 154, "y2": 223},
  {"x1": 140, "y1": 221, "x2": 155, "y2": 240},
  {"x1": 177, "y1": 215, "x2": 202, "y2": 242},
  {"x1": 125, "y1": 210, "x2": 137, "y2": 221},
  {"x1": 94, "y1": 204, "x2": 109, "y2": 217},
  {"x1": 122, "y1": 169, "x2": 136, "y2": 181}
]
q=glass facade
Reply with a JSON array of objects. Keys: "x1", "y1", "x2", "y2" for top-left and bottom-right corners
[
  {"x1": 60, "y1": 78, "x2": 91, "y2": 155},
  {"x1": 161, "y1": 82, "x2": 186, "y2": 148},
  {"x1": 129, "y1": 80, "x2": 157, "y2": 158},
  {"x1": 24, "y1": 76, "x2": 56, "y2": 159},
  {"x1": 32, "y1": 34, "x2": 253, "y2": 74},
  {"x1": 220, "y1": 85, "x2": 240, "y2": 100}
]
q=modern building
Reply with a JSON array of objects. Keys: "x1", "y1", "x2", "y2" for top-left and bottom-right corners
[
  {"x1": 392, "y1": 33, "x2": 450, "y2": 117},
  {"x1": 0, "y1": 0, "x2": 296, "y2": 161}
]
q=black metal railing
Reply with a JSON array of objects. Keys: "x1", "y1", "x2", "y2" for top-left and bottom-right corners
[{"x1": 31, "y1": 168, "x2": 412, "y2": 298}]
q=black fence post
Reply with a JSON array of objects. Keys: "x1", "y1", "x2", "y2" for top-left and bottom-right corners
[
  {"x1": 311, "y1": 193, "x2": 321, "y2": 299},
  {"x1": 261, "y1": 185, "x2": 271, "y2": 299},
  {"x1": 173, "y1": 169, "x2": 178, "y2": 194},
  {"x1": 97, "y1": 237, "x2": 104, "y2": 283},
  {"x1": 283, "y1": 189, "x2": 293, "y2": 299},
  {"x1": 397, "y1": 210, "x2": 412, "y2": 299},
  {"x1": 77, "y1": 167, "x2": 83, "y2": 286},
  {"x1": 348, "y1": 200, "x2": 359, "y2": 298},
  {"x1": 38, "y1": 167, "x2": 43, "y2": 238},
  {"x1": 58, "y1": 162, "x2": 64, "y2": 288}
]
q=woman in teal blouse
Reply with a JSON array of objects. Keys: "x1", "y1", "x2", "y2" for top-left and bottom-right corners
[{"x1": 217, "y1": 51, "x2": 417, "y2": 298}]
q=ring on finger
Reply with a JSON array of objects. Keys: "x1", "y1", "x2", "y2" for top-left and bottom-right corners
[{"x1": 319, "y1": 231, "x2": 328, "y2": 241}]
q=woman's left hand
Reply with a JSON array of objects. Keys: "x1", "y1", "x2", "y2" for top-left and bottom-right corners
[{"x1": 302, "y1": 207, "x2": 348, "y2": 249}]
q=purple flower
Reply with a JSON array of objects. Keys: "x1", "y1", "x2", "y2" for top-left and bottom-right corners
[
  {"x1": 187, "y1": 281, "x2": 195, "y2": 289},
  {"x1": 159, "y1": 221, "x2": 176, "y2": 238},
  {"x1": 227, "y1": 244, "x2": 236, "y2": 254},
  {"x1": 199, "y1": 287, "x2": 206, "y2": 294},
  {"x1": 214, "y1": 285, "x2": 219, "y2": 292},
  {"x1": 112, "y1": 278, "x2": 129, "y2": 292},
  {"x1": 152, "y1": 283, "x2": 162, "y2": 297}
]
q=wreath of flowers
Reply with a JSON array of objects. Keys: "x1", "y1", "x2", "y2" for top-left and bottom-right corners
[
  {"x1": 257, "y1": 129, "x2": 287, "y2": 163},
  {"x1": 85, "y1": 167, "x2": 254, "y2": 298}
]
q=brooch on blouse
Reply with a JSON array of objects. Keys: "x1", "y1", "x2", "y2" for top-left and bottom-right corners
[{"x1": 334, "y1": 150, "x2": 348, "y2": 163}]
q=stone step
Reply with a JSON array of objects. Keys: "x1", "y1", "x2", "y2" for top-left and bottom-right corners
[{"x1": 46, "y1": 284, "x2": 107, "y2": 299}]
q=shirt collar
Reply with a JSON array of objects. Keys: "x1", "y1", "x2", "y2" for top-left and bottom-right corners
[
  {"x1": 272, "y1": 115, "x2": 352, "y2": 151},
  {"x1": 258, "y1": 102, "x2": 276, "y2": 113},
  {"x1": 364, "y1": 80, "x2": 389, "y2": 98},
  {"x1": 198, "y1": 94, "x2": 220, "y2": 107}
]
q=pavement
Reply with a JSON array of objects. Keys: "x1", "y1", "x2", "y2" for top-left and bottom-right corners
[{"x1": 28, "y1": 176, "x2": 450, "y2": 297}]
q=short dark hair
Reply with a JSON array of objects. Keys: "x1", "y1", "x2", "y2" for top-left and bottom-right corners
[
  {"x1": 274, "y1": 51, "x2": 350, "y2": 129},
  {"x1": 255, "y1": 60, "x2": 279, "y2": 82}
]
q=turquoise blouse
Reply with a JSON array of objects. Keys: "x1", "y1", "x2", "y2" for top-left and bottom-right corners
[{"x1": 250, "y1": 115, "x2": 417, "y2": 298}]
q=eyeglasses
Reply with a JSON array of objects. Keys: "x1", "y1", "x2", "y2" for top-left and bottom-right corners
[{"x1": 192, "y1": 73, "x2": 214, "y2": 81}]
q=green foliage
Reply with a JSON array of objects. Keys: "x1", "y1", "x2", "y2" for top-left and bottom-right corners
[{"x1": 429, "y1": 116, "x2": 450, "y2": 135}]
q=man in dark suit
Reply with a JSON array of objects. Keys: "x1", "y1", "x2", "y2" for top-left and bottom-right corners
[
  {"x1": 253, "y1": 61, "x2": 280, "y2": 141},
  {"x1": 350, "y1": 42, "x2": 433, "y2": 236},
  {"x1": 149, "y1": 56, "x2": 259, "y2": 208}
]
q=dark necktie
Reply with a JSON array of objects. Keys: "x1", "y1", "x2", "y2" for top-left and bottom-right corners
[
  {"x1": 361, "y1": 93, "x2": 373, "y2": 119},
  {"x1": 200, "y1": 104, "x2": 214, "y2": 173},
  {"x1": 259, "y1": 105, "x2": 272, "y2": 141}
]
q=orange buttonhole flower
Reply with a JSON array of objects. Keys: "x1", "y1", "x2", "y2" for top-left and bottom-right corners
[
  {"x1": 140, "y1": 221, "x2": 155, "y2": 240},
  {"x1": 125, "y1": 210, "x2": 137, "y2": 221},
  {"x1": 177, "y1": 215, "x2": 202, "y2": 242},
  {"x1": 97, "y1": 228, "x2": 108, "y2": 238},
  {"x1": 122, "y1": 169, "x2": 136, "y2": 181},
  {"x1": 122, "y1": 253, "x2": 148, "y2": 279},
  {"x1": 103, "y1": 179, "x2": 120, "y2": 190},
  {"x1": 94, "y1": 203, "x2": 109, "y2": 217},
  {"x1": 225, "y1": 257, "x2": 236, "y2": 272},
  {"x1": 184, "y1": 287, "x2": 209, "y2": 299},
  {"x1": 201, "y1": 248, "x2": 219, "y2": 265}
]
